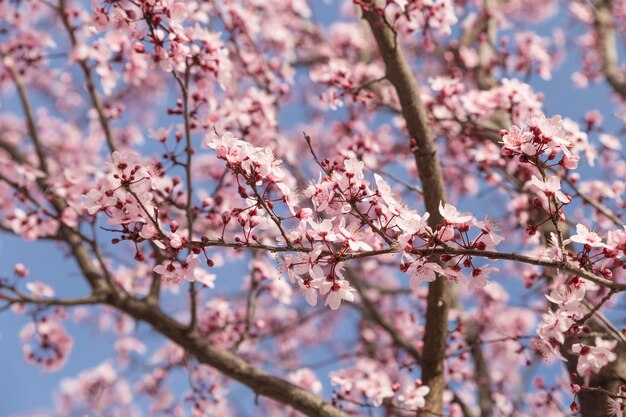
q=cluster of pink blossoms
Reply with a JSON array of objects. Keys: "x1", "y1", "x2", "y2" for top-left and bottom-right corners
[
  {"x1": 20, "y1": 310, "x2": 73, "y2": 372},
  {"x1": 83, "y1": 150, "x2": 159, "y2": 225},
  {"x1": 330, "y1": 358, "x2": 430, "y2": 411},
  {"x1": 498, "y1": 111, "x2": 626, "y2": 407},
  {"x1": 501, "y1": 115, "x2": 578, "y2": 168},
  {"x1": 390, "y1": 0, "x2": 458, "y2": 38},
  {"x1": 535, "y1": 279, "x2": 618, "y2": 387}
]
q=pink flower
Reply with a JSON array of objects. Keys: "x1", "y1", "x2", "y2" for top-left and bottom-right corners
[
  {"x1": 153, "y1": 260, "x2": 182, "y2": 284},
  {"x1": 309, "y1": 219, "x2": 338, "y2": 242},
  {"x1": 14, "y1": 263, "x2": 29, "y2": 278},
  {"x1": 538, "y1": 310, "x2": 571, "y2": 345},
  {"x1": 545, "y1": 284, "x2": 586, "y2": 311},
  {"x1": 561, "y1": 154, "x2": 579, "y2": 170},
  {"x1": 181, "y1": 254, "x2": 201, "y2": 282},
  {"x1": 297, "y1": 276, "x2": 319, "y2": 307},
  {"x1": 318, "y1": 279, "x2": 355, "y2": 310},
  {"x1": 397, "y1": 382, "x2": 430, "y2": 410},
  {"x1": 139, "y1": 223, "x2": 165, "y2": 249},
  {"x1": 407, "y1": 259, "x2": 444, "y2": 288},
  {"x1": 530, "y1": 175, "x2": 570, "y2": 204},
  {"x1": 276, "y1": 182, "x2": 299, "y2": 215},
  {"x1": 474, "y1": 219, "x2": 505, "y2": 249},
  {"x1": 502, "y1": 125, "x2": 536, "y2": 155},
  {"x1": 439, "y1": 202, "x2": 474, "y2": 225},
  {"x1": 572, "y1": 337, "x2": 617, "y2": 378},
  {"x1": 26, "y1": 281, "x2": 55, "y2": 298},
  {"x1": 206, "y1": 131, "x2": 238, "y2": 159},
  {"x1": 532, "y1": 337, "x2": 566, "y2": 363},
  {"x1": 148, "y1": 126, "x2": 172, "y2": 142},
  {"x1": 607, "y1": 398, "x2": 624, "y2": 417},
  {"x1": 468, "y1": 265, "x2": 499, "y2": 291},
  {"x1": 194, "y1": 269, "x2": 216, "y2": 288},
  {"x1": 529, "y1": 115, "x2": 572, "y2": 157},
  {"x1": 375, "y1": 173, "x2": 404, "y2": 214},
  {"x1": 83, "y1": 188, "x2": 115, "y2": 214},
  {"x1": 20, "y1": 319, "x2": 73, "y2": 372},
  {"x1": 568, "y1": 224, "x2": 604, "y2": 248},
  {"x1": 288, "y1": 368, "x2": 323, "y2": 395},
  {"x1": 339, "y1": 219, "x2": 372, "y2": 252},
  {"x1": 169, "y1": 233, "x2": 184, "y2": 249}
]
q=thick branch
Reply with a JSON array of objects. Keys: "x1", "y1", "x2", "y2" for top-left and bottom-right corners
[
  {"x1": 361, "y1": 3, "x2": 449, "y2": 415},
  {"x1": 593, "y1": 0, "x2": 626, "y2": 100},
  {"x1": 107, "y1": 294, "x2": 350, "y2": 417}
]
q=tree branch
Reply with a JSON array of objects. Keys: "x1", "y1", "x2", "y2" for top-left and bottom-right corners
[
  {"x1": 361, "y1": 3, "x2": 450, "y2": 415},
  {"x1": 592, "y1": 0, "x2": 626, "y2": 100}
]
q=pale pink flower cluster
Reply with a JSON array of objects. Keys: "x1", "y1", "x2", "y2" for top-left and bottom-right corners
[
  {"x1": 8, "y1": 208, "x2": 59, "y2": 241},
  {"x1": 301, "y1": 158, "x2": 503, "y2": 300},
  {"x1": 153, "y1": 253, "x2": 202, "y2": 286},
  {"x1": 330, "y1": 359, "x2": 396, "y2": 407},
  {"x1": 572, "y1": 337, "x2": 618, "y2": 380},
  {"x1": 426, "y1": 78, "x2": 543, "y2": 128},
  {"x1": 528, "y1": 175, "x2": 570, "y2": 206},
  {"x1": 396, "y1": 382, "x2": 431, "y2": 410},
  {"x1": 281, "y1": 248, "x2": 356, "y2": 310},
  {"x1": 287, "y1": 368, "x2": 323, "y2": 395},
  {"x1": 534, "y1": 281, "x2": 586, "y2": 361},
  {"x1": 20, "y1": 316, "x2": 74, "y2": 372},
  {"x1": 567, "y1": 224, "x2": 604, "y2": 248},
  {"x1": 206, "y1": 132, "x2": 288, "y2": 189},
  {"x1": 197, "y1": 299, "x2": 245, "y2": 349},
  {"x1": 510, "y1": 32, "x2": 555, "y2": 80},
  {"x1": 396, "y1": 0, "x2": 458, "y2": 37},
  {"x1": 87, "y1": 1, "x2": 232, "y2": 92},
  {"x1": 186, "y1": 365, "x2": 233, "y2": 417},
  {"x1": 330, "y1": 359, "x2": 430, "y2": 411},
  {"x1": 310, "y1": 58, "x2": 384, "y2": 109},
  {"x1": 400, "y1": 202, "x2": 502, "y2": 289},
  {"x1": 501, "y1": 115, "x2": 576, "y2": 164},
  {"x1": 56, "y1": 362, "x2": 138, "y2": 417},
  {"x1": 83, "y1": 151, "x2": 156, "y2": 225}
]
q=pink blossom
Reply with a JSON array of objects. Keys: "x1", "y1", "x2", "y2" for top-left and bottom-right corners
[
  {"x1": 407, "y1": 258, "x2": 444, "y2": 288},
  {"x1": 148, "y1": 126, "x2": 172, "y2": 142},
  {"x1": 83, "y1": 188, "x2": 115, "y2": 214},
  {"x1": 339, "y1": 219, "x2": 372, "y2": 251},
  {"x1": 397, "y1": 382, "x2": 430, "y2": 410},
  {"x1": 26, "y1": 281, "x2": 55, "y2": 298},
  {"x1": 309, "y1": 218, "x2": 338, "y2": 242},
  {"x1": 568, "y1": 224, "x2": 604, "y2": 247},
  {"x1": 288, "y1": 368, "x2": 323, "y2": 395},
  {"x1": 14, "y1": 263, "x2": 29, "y2": 278},
  {"x1": 20, "y1": 319, "x2": 73, "y2": 372},
  {"x1": 439, "y1": 202, "x2": 474, "y2": 225},
  {"x1": 468, "y1": 265, "x2": 499, "y2": 291},
  {"x1": 501, "y1": 125, "x2": 536, "y2": 156},
  {"x1": 318, "y1": 278, "x2": 355, "y2": 310},
  {"x1": 530, "y1": 175, "x2": 570, "y2": 204},
  {"x1": 572, "y1": 338, "x2": 618, "y2": 378},
  {"x1": 297, "y1": 278, "x2": 318, "y2": 307}
]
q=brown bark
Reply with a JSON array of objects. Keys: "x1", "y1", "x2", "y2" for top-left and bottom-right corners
[
  {"x1": 593, "y1": 0, "x2": 626, "y2": 100},
  {"x1": 107, "y1": 294, "x2": 351, "y2": 417},
  {"x1": 361, "y1": 4, "x2": 450, "y2": 415}
]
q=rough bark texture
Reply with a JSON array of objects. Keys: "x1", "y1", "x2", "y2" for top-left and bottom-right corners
[{"x1": 361, "y1": 4, "x2": 450, "y2": 416}]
